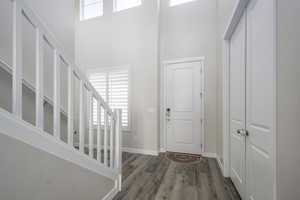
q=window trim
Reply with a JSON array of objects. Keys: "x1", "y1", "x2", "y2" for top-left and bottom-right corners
[
  {"x1": 80, "y1": 0, "x2": 103, "y2": 21},
  {"x1": 87, "y1": 65, "x2": 132, "y2": 132},
  {"x1": 113, "y1": 0, "x2": 142, "y2": 12}
]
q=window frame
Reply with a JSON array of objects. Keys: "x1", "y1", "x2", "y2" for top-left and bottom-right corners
[
  {"x1": 80, "y1": 0, "x2": 103, "y2": 21},
  {"x1": 113, "y1": 0, "x2": 142, "y2": 12},
  {"x1": 87, "y1": 65, "x2": 132, "y2": 132}
]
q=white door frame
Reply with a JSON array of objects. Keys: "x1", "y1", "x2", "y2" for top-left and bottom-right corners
[
  {"x1": 222, "y1": 0, "x2": 277, "y2": 199},
  {"x1": 160, "y1": 57, "x2": 205, "y2": 154}
]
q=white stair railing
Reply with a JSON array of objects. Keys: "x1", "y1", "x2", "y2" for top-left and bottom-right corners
[{"x1": 8, "y1": 0, "x2": 122, "y2": 187}]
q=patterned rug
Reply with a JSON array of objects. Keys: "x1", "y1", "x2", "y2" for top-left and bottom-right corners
[{"x1": 166, "y1": 152, "x2": 202, "y2": 164}]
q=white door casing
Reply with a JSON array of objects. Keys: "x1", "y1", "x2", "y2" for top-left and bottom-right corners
[
  {"x1": 229, "y1": 12, "x2": 246, "y2": 199},
  {"x1": 165, "y1": 60, "x2": 204, "y2": 155},
  {"x1": 245, "y1": 0, "x2": 274, "y2": 199}
]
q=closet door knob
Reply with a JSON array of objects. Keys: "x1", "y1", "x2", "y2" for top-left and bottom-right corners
[{"x1": 237, "y1": 129, "x2": 249, "y2": 137}]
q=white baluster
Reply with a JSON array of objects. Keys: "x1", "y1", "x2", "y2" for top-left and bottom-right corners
[
  {"x1": 115, "y1": 109, "x2": 122, "y2": 191},
  {"x1": 88, "y1": 91, "x2": 94, "y2": 158},
  {"x1": 68, "y1": 68, "x2": 73, "y2": 146},
  {"x1": 35, "y1": 29, "x2": 44, "y2": 129},
  {"x1": 110, "y1": 115, "x2": 114, "y2": 168},
  {"x1": 104, "y1": 109, "x2": 108, "y2": 167},
  {"x1": 53, "y1": 51, "x2": 60, "y2": 139},
  {"x1": 97, "y1": 100, "x2": 102, "y2": 162},
  {"x1": 12, "y1": 0, "x2": 23, "y2": 118},
  {"x1": 79, "y1": 80, "x2": 84, "y2": 153}
]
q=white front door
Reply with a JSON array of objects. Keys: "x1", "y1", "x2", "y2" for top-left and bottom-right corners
[
  {"x1": 229, "y1": 13, "x2": 246, "y2": 199},
  {"x1": 165, "y1": 61, "x2": 203, "y2": 155}
]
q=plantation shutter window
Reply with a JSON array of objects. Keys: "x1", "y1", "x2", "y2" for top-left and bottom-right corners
[{"x1": 89, "y1": 69, "x2": 130, "y2": 129}]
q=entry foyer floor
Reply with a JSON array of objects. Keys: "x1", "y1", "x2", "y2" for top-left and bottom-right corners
[{"x1": 113, "y1": 152, "x2": 241, "y2": 200}]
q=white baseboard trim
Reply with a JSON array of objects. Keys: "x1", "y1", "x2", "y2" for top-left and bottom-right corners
[
  {"x1": 122, "y1": 147, "x2": 159, "y2": 156},
  {"x1": 201, "y1": 152, "x2": 217, "y2": 158},
  {"x1": 216, "y1": 155, "x2": 224, "y2": 176},
  {"x1": 102, "y1": 182, "x2": 119, "y2": 200}
]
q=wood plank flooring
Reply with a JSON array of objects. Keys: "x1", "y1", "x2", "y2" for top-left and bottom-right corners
[{"x1": 113, "y1": 152, "x2": 241, "y2": 200}]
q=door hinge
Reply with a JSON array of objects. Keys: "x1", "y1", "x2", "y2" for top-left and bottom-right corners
[{"x1": 200, "y1": 92, "x2": 203, "y2": 98}]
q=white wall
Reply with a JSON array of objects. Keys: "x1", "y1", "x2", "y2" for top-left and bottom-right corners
[
  {"x1": 76, "y1": 0, "x2": 160, "y2": 152},
  {"x1": 277, "y1": 0, "x2": 300, "y2": 198},
  {"x1": 160, "y1": 0, "x2": 218, "y2": 153},
  {"x1": 76, "y1": 0, "x2": 221, "y2": 153},
  {"x1": 0, "y1": 133, "x2": 114, "y2": 200},
  {"x1": 216, "y1": 0, "x2": 237, "y2": 162}
]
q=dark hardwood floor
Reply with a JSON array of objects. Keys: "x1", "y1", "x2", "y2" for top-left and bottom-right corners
[{"x1": 113, "y1": 152, "x2": 241, "y2": 200}]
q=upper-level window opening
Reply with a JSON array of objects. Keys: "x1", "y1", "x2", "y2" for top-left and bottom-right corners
[
  {"x1": 114, "y1": 0, "x2": 142, "y2": 12},
  {"x1": 169, "y1": 0, "x2": 197, "y2": 7},
  {"x1": 80, "y1": 0, "x2": 103, "y2": 21}
]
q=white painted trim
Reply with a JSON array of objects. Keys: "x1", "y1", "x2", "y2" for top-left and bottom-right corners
[
  {"x1": 160, "y1": 57, "x2": 205, "y2": 153},
  {"x1": 53, "y1": 50, "x2": 61, "y2": 139},
  {"x1": 222, "y1": 40, "x2": 231, "y2": 177},
  {"x1": 97, "y1": 102, "x2": 102, "y2": 161},
  {"x1": 163, "y1": 56, "x2": 205, "y2": 65},
  {"x1": 160, "y1": 147, "x2": 166, "y2": 153},
  {"x1": 104, "y1": 110, "x2": 108, "y2": 167},
  {"x1": 102, "y1": 176, "x2": 122, "y2": 200},
  {"x1": 12, "y1": 0, "x2": 22, "y2": 118},
  {"x1": 123, "y1": 147, "x2": 217, "y2": 159},
  {"x1": 67, "y1": 67, "x2": 74, "y2": 146},
  {"x1": 102, "y1": 186, "x2": 118, "y2": 200},
  {"x1": 216, "y1": 155, "x2": 224, "y2": 176},
  {"x1": 0, "y1": 108, "x2": 117, "y2": 180},
  {"x1": 0, "y1": 54, "x2": 68, "y2": 117},
  {"x1": 122, "y1": 147, "x2": 159, "y2": 156},
  {"x1": 79, "y1": 80, "x2": 85, "y2": 153},
  {"x1": 35, "y1": 29, "x2": 44, "y2": 129},
  {"x1": 109, "y1": 115, "x2": 114, "y2": 168},
  {"x1": 223, "y1": 0, "x2": 250, "y2": 40},
  {"x1": 201, "y1": 152, "x2": 217, "y2": 158}
]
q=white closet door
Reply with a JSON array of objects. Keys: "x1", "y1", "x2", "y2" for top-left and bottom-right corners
[
  {"x1": 246, "y1": 0, "x2": 275, "y2": 199},
  {"x1": 229, "y1": 13, "x2": 246, "y2": 199}
]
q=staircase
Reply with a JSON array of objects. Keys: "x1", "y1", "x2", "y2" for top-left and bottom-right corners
[{"x1": 0, "y1": 0, "x2": 122, "y2": 197}]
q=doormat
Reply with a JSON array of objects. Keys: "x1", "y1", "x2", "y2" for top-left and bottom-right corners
[{"x1": 166, "y1": 152, "x2": 202, "y2": 164}]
